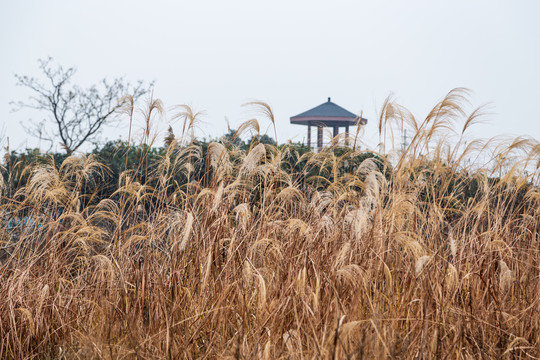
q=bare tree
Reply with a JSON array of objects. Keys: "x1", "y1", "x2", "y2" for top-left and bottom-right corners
[{"x1": 12, "y1": 58, "x2": 152, "y2": 154}]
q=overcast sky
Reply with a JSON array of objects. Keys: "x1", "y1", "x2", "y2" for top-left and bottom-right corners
[{"x1": 1, "y1": 0, "x2": 539, "y2": 153}]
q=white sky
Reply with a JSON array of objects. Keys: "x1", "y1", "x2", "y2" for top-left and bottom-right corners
[{"x1": 1, "y1": 0, "x2": 539, "y2": 153}]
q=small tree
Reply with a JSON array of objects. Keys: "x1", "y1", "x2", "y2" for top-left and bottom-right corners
[{"x1": 13, "y1": 58, "x2": 152, "y2": 154}]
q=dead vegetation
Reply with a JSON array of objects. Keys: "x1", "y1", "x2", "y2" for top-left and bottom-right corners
[{"x1": 1, "y1": 89, "x2": 540, "y2": 359}]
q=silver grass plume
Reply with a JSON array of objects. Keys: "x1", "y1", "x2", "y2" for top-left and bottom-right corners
[{"x1": 240, "y1": 143, "x2": 266, "y2": 175}]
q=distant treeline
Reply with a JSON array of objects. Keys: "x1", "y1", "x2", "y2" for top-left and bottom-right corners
[
  {"x1": 2, "y1": 132, "x2": 381, "y2": 199},
  {"x1": 1, "y1": 131, "x2": 531, "y2": 228}
]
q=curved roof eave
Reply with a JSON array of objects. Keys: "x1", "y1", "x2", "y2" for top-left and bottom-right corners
[{"x1": 290, "y1": 116, "x2": 368, "y2": 126}]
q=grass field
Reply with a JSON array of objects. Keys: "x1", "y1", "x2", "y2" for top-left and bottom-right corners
[{"x1": 1, "y1": 89, "x2": 540, "y2": 359}]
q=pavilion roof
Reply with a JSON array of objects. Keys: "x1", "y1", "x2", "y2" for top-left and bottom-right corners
[{"x1": 290, "y1": 98, "x2": 367, "y2": 126}]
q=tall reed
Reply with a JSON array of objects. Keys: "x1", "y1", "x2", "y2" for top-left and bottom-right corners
[{"x1": 1, "y1": 89, "x2": 539, "y2": 358}]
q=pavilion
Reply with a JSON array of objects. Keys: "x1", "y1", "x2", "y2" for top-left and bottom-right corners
[{"x1": 290, "y1": 98, "x2": 367, "y2": 151}]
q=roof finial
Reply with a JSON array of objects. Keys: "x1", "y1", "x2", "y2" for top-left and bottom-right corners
[{"x1": 328, "y1": 97, "x2": 331, "y2": 102}]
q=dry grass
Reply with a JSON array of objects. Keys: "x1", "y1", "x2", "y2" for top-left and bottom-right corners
[{"x1": 1, "y1": 89, "x2": 540, "y2": 359}]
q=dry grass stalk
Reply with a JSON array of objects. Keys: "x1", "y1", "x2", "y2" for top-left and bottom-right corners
[{"x1": 1, "y1": 89, "x2": 540, "y2": 358}]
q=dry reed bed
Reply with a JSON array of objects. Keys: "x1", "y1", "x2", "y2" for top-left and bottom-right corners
[{"x1": 1, "y1": 89, "x2": 540, "y2": 358}]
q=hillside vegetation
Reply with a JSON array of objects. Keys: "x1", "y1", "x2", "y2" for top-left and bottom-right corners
[{"x1": 1, "y1": 89, "x2": 540, "y2": 359}]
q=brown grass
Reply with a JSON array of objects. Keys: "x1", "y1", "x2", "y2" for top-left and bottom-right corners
[{"x1": 1, "y1": 89, "x2": 540, "y2": 359}]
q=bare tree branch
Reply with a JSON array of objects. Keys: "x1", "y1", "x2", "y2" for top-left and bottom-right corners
[{"x1": 12, "y1": 57, "x2": 153, "y2": 154}]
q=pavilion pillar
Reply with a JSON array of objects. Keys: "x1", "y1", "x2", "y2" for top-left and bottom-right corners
[
  {"x1": 307, "y1": 124, "x2": 311, "y2": 149},
  {"x1": 333, "y1": 125, "x2": 339, "y2": 138},
  {"x1": 317, "y1": 126, "x2": 323, "y2": 152},
  {"x1": 345, "y1": 125, "x2": 350, "y2": 146}
]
